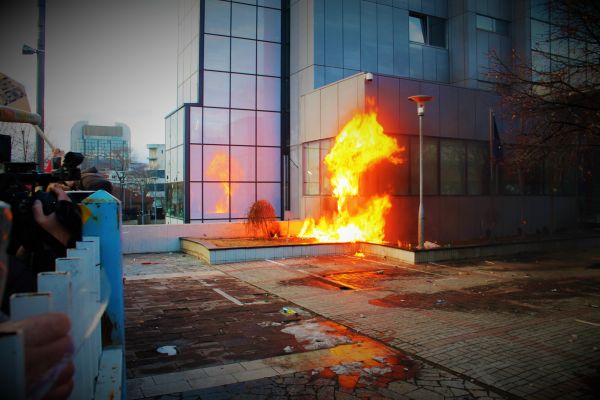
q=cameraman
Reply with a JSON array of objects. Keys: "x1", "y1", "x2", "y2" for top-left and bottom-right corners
[{"x1": 2, "y1": 185, "x2": 82, "y2": 314}]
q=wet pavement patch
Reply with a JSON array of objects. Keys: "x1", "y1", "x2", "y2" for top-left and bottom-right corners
[
  {"x1": 125, "y1": 273, "x2": 401, "y2": 379},
  {"x1": 281, "y1": 267, "x2": 426, "y2": 291},
  {"x1": 369, "y1": 277, "x2": 600, "y2": 314}
]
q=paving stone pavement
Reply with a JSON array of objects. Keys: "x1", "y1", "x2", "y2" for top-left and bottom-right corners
[{"x1": 123, "y1": 250, "x2": 600, "y2": 399}]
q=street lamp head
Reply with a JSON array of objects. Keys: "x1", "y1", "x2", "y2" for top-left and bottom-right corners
[
  {"x1": 22, "y1": 44, "x2": 38, "y2": 55},
  {"x1": 408, "y1": 95, "x2": 433, "y2": 116}
]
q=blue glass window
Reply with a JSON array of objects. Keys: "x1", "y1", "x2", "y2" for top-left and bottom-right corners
[
  {"x1": 257, "y1": 41, "x2": 280, "y2": 76},
  {"x1": 257, "y1": 76, "x2": 280, "y2": 111},
  {"x1": 257, "y1": 7, "x2": 280, "y2": 42},
  {"x1": 257, "y1": 111, "x2": 280, "y2": 146},
  {"x1": 203, "y1": 71, "x2": 230, "y2": 107},
  {"x1": 203, "y1": 108, "x2": 229, "y2": 144},
  {"x1": 232, "y1": 3, "x2": 256, "y2": 39},
  {"x1": 231, "y1": 110, "x2": 256, "y2": 145},
  {"x1": 190, "y1": 145, "x2": 203, "y2": 181},
  {"x1": 204, "y1": 35, "x2": 230, "y2": 71},
  {"x1": 190, "y1": 107, "x2": 202, "y2": 143},
  {"x1": 205, "y1": 0, "x2": 230, "y2": 36},
  {"x1": 409, "y1": 14, "x2": 426, "y2": 43},
  {"x1": 257, "y1": 147, "x2": 280, "y2": 181},
  {"x1": 231, "y1": 74, "x2": 256, "y2": 109},
  {"x1": 231, "y1": 38, "x2": 256, "y2": 74}
]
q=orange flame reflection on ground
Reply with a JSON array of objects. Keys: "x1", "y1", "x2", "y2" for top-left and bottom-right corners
[
  {"x1": 205, "y1": 152, "x2": 242, "y2": 214},
  {"x1": 299, "y1": 112, "x2": 401, "y2": 243}
]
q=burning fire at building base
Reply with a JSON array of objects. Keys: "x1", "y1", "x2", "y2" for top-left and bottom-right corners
[{"x1": 299, "y1": 112, "x2": 402, "y2": 244}]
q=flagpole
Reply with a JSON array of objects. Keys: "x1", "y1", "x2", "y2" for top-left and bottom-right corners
[{"x1": 489, "y1": 108, "x2": 494, "y2": 191}]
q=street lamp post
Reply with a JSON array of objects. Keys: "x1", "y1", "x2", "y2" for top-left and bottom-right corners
[
  {"x1": 408, "y1": 95, "x2": 433, "y2": 250},
  {"x1": 22, "y1": 0, "x2": 46, "y2": 168}
]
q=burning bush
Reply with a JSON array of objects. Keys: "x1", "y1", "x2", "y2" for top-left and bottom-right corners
[{"x1": 246, "y1": 200, "x2": 281, "y2": 239}]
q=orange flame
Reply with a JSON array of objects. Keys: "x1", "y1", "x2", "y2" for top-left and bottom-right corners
[
  {"x1": 205, "y1": 152, "x2": 242, "y2": 214},
  {"x1": 299, "y1": 112, "x2": 400, "y2": 243}
]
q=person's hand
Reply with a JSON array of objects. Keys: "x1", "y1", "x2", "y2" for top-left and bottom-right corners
[
  {"x1": 32, "y1": 187, "x2": 72, "y2": 247},
  {"x1": 0, "y1": 313, "x2": 74, "y2": 399}
]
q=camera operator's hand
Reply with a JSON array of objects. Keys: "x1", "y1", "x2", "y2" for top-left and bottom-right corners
[
  {"x1": 0, "y1": 313, "x2": 74, "y2": 399},
  {"x1": 32, "y1": 187, "x2": 72, "y2": 247}
]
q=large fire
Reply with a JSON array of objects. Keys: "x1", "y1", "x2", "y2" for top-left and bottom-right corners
[{"x1": 299, "y1": 112, "x2": 401, "y2": 243}]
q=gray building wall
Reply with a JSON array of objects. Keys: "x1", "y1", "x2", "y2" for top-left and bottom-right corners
[{"x1": 299, "y1": 72, "x2": 578, "y2": 243}]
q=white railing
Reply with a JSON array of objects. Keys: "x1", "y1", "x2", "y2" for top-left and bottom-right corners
[{"x1": 0, "y1": 191, "x2": 124, "y2": 400}]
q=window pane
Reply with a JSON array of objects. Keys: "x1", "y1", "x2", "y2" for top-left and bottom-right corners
[
  {"x1": 231, "y1": 73, "x2": 256, "y2": 109},
  {"x1": 204, "y1": 182, "x2": 229, "y2": 218},
  {"x1": 258, "y1": 0, "x2": 280, "y2": 8},
  {"x1": 257, "y1": 146, "x2": 280, "y2": 181},
  {"x1": 257, "y1": 41, "x2": 280, "y2": 76},
  {"x1": 257, "y1": 76, "x2": 280, "y2": 111},
  {"x1": 190, "y1": 144, "x2": 203, "y2": 181},
  {"x1": 231, "y1": 110, "x2": 256, "y2": 145},
  {"x1": 440, "y1": 139, "x2": 466, "y2": 195},
  {"x1": 203, "y1": 71, "x2": 230, "y2": 107},
  {"x1": 190, "y1": 182, "x2": 202, "y2": 219},
  {"x1": 203, "y1": 108, "x2": 229, "y2": 144},
  {"x1": 428, "y1": 16, "x2": 446, "y2": 47},
  {"x1": 410, "y1": 137, "x2": 439, "y2": 195},
  {"x1": 257, "y1": 7, "x2": 281, "y2": 42},
  {"x1": 231, "y1": 146, "x2": 256, "y2": 181},
  {"x1": 303, "y1": 142, "x2": 320, "y2": 195},
  {"x1": 257, "y1": 111, "x2": 280, "y2": 146},
  {"x1": 231, "y1": 183, "x2": 255, "y2": 218},
  {"x1": 476, "y1": 15, "x2": 494, "y2": 31},
  {"x1": 177, "y1": 145, "x2": 184, "y2": 181},
  {"x1": 204, "y1": 35, "x2": 230, "y2": 71},
  {"x1": 231, "y1": 38, "x2": 256, "y2": 74},
  {"x1": 203, "y1": 145, "x2": 229, "y2": 181},
  {"x1": 384, "y1": 136, "x2": 409, "y2": 195},
  {"x1": 531, "y1": 20, "x2": 550, "y2": 52},
  {"x1": 232, "y1": 3, "x2": 256, "y2": 39},
  {"x1": 409, "y1": 14, "x2": 426, "y2": 43},
  {"x1": 190, "y1": 107, "x2": 202, "y2": 143},
  {"x1": 205, "y1": 0, "x2": 230, "y2": 36},
  {"x1": 467, "y1": 142, "x2": 489, "y2": 195},
  {"x1": 257, "y1": 182, "x2": 280, "y2": 217},
  {"x1": 320, "y1": 139, "x2": 333, "y2": 195}
]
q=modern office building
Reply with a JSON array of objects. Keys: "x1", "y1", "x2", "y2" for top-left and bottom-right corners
[
  {"x1": 165, "y1": 0, "x2": 596, "y2": 243},
  {"x1": 71, "y1": 121, "x2": 131, "y2": 171}
]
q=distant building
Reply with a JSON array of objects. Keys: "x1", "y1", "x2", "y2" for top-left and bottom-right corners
[
  {"x1": 146, "y1": 144, "x2": 166, "y2": 214},
  {"x1": 147, "y1": 144, "x2": 165, "y2": 170},
  {"x1": 71, "y1": 121, "x2": 131, "y2": 171}
]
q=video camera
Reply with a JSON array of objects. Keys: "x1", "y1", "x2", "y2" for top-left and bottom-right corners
[{"x1": 1, "y1": 151, "x2": 85, "y2": 215}]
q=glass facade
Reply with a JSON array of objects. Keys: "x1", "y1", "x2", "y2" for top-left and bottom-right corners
[
  {"x1": 303, "y1": 136, "x2": 492, "y2": 198},
  {"x1": 165, "y1": 107, "x2": 186, "y2": 221},
  {"x1": 166, "y1": 0, "x2": 283, "y2": 223},
  {"x1": 313, "y1": 1, "x2": 449, "y2": 87}
]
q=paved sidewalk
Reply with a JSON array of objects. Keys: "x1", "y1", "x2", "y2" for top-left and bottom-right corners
[
  {"x1": 210, "y1": 250, "x2": 600, "y2": 399},
  {"x1": 124, "y1": 253, "x2": 506, "y2": 399}
]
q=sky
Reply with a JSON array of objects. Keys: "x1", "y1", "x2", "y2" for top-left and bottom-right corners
[{"x1": 0, "y1": 0, "x2": 177, "y2": 162}]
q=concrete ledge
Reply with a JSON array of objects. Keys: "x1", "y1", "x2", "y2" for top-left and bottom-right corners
[
  {"x1": 359, "y1": 235, "x2": 600, "y2": 264},
  {"x1": 122, "y1": 220, "x2": 305, "y2": 254},
  {"x1": 180, "y1": 238, "x2": 358, "y2": 264},
  {"x1": 180, "y1": 235, "x2": 600, "y2": 265}
]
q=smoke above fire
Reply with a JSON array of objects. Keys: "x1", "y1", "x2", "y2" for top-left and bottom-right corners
[{"x1": 299, "y1": 112, "x2": 402, "y2": 243}]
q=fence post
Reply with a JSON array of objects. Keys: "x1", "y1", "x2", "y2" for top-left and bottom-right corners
[{"x1": 81, "y1": 190, "x2": 124, "y2": 346}]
